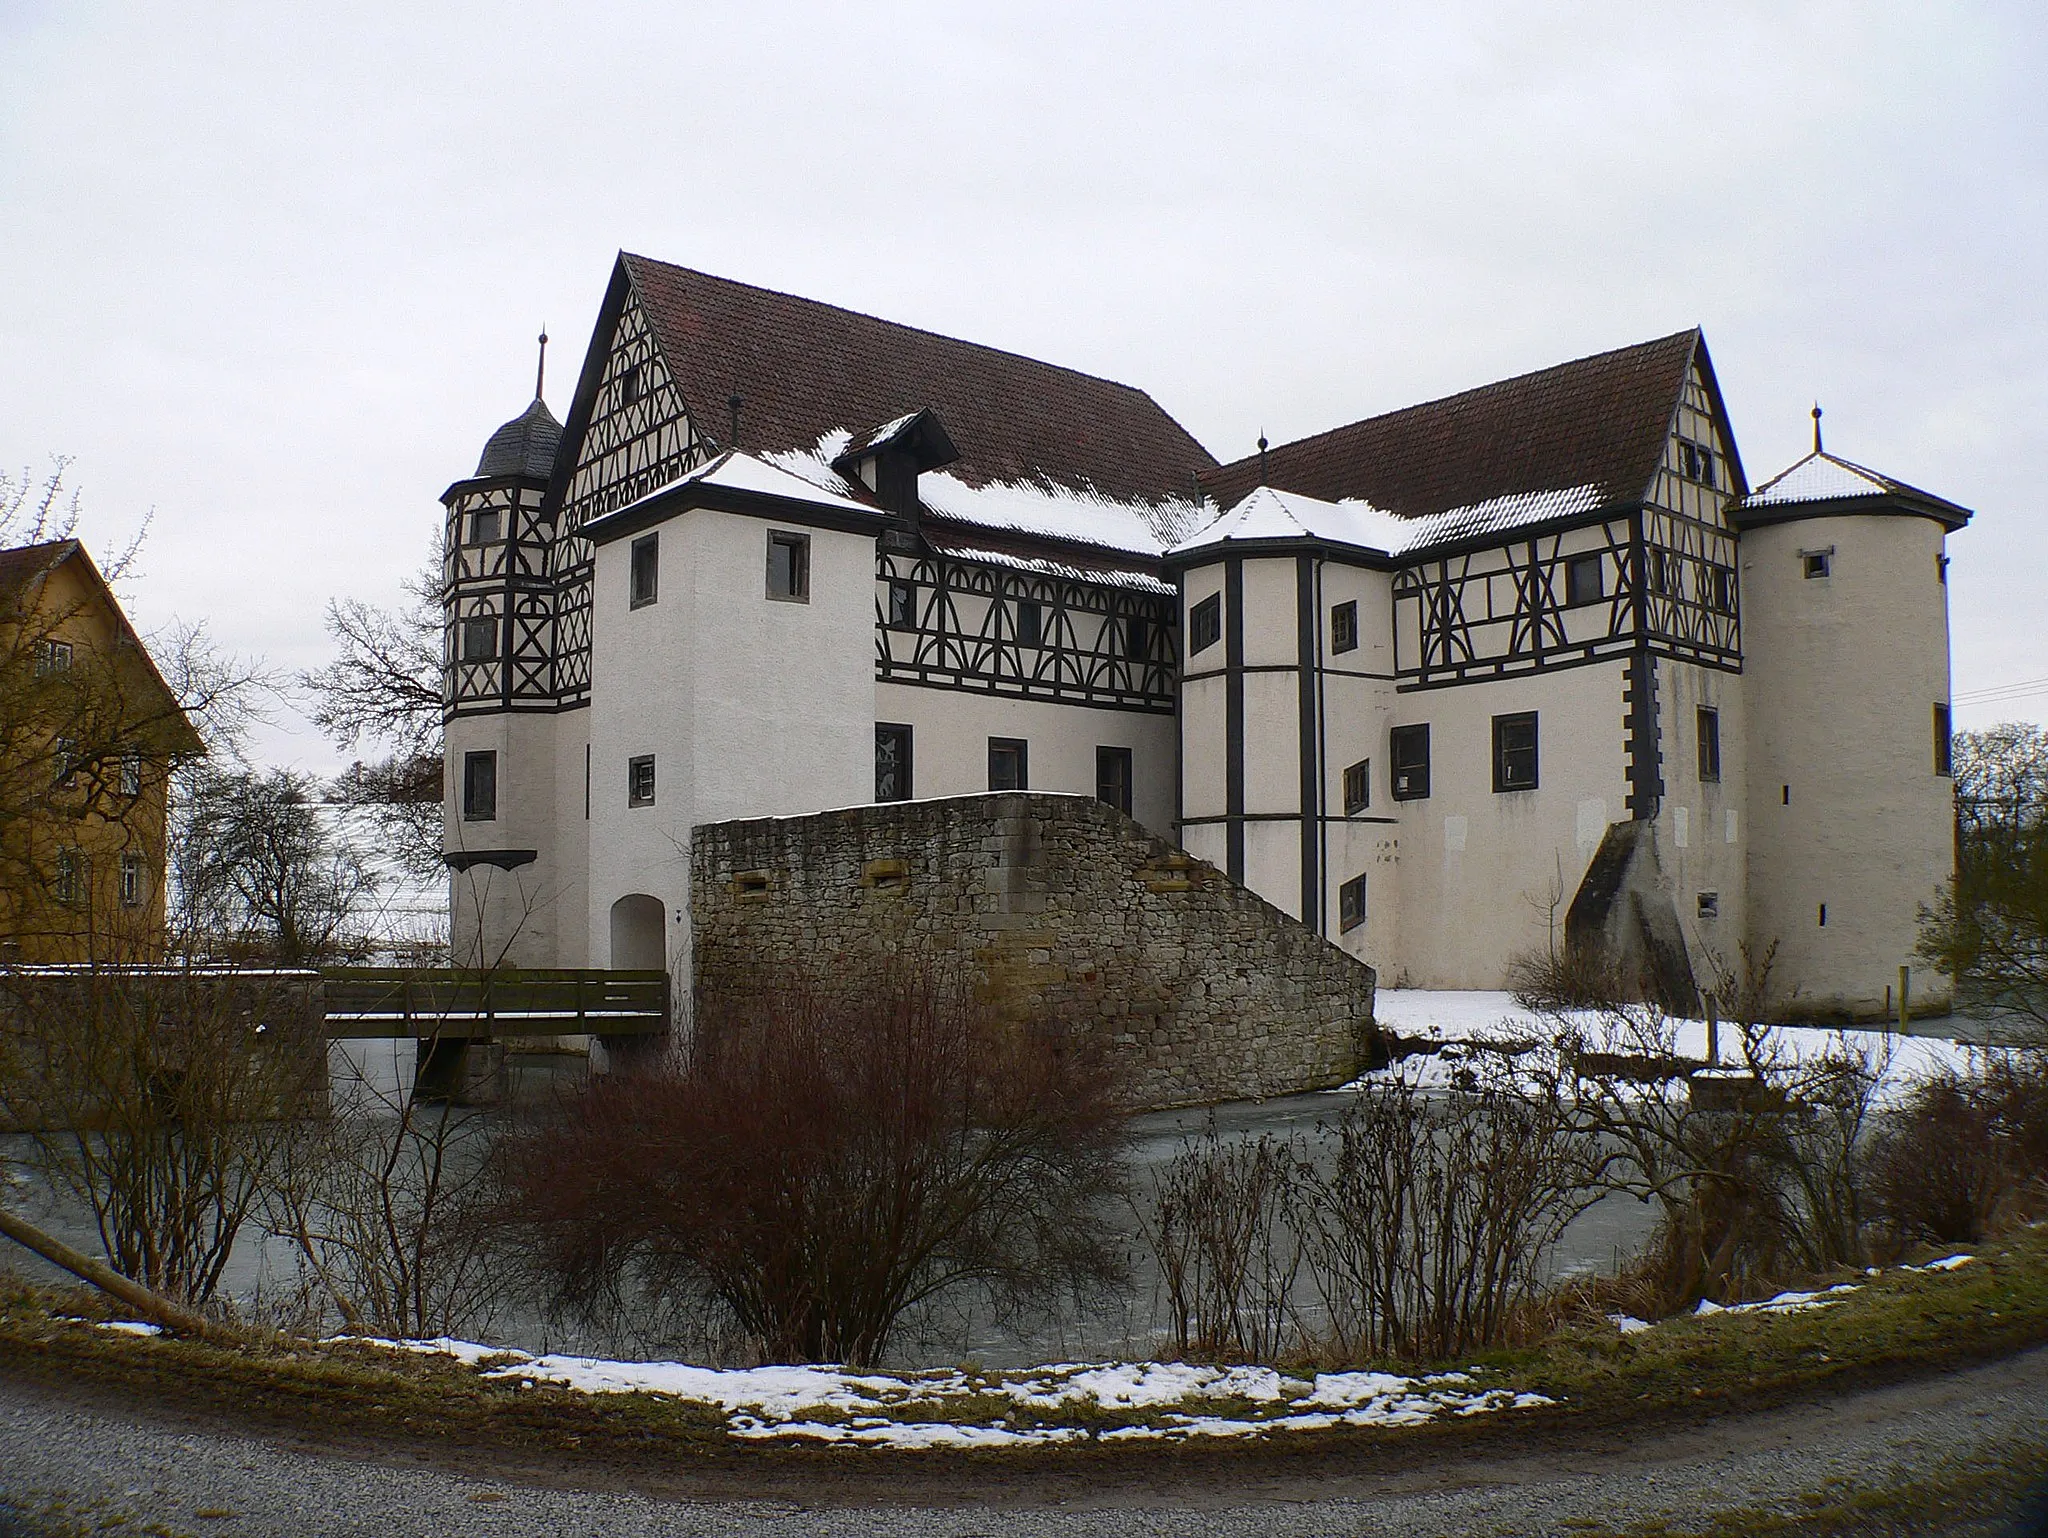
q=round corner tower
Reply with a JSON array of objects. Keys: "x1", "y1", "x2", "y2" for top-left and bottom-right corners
[{"x1": 1736, "y1": 425, "x2": 1971, "y2": 1019}]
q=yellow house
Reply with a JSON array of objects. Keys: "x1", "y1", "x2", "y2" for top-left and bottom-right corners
[{"x1": 0, "y1": 539, "x2": 202, "y2": 963}]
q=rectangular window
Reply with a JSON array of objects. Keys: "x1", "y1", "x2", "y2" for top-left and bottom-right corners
[
  {"x1": 462, "y1": 750, "x2": 497, "y2": 821},
  {"x1": 52, "y1": 737, "x2": 76, "y2": 788},
  {"x1": 1493, "y1": 712, "x2": 1539, "y2": 793},
  {"x1": 1123, "y1": 614, "x2": 1149, "y2": 661},
  {"x1": 1015, "y1": 599, "x2": 1043, "y2": 647},
  {"x1": 467, "y1": 506, "x2": 501, "y2": 546},
  {"x1": 1935, "y1": 704, "x2": 1953, "y2": 776},
  {"x1": 627, "y1": 754, "x2": 656, "y2": 807},
  {"x1": 1697, "y1": 891, "x2": 1720, "y2": 920},
  {"x1": 1803, "y1": 549, "x2": 1832, "y2": 580},
  {"x1": 120, "y1": 754, "x2": 143, "y2": 797},
  {"x1": 1679, "y1": 440, "x2": 1719, "y2": 488},
  {"x1": 1390, "y1": 724, "x2": 1431, "y2": 801},
  {"x1": 33, "y1": 639, "x2": 73, "y2": 676},
  {"x1": 1697, "y1": 707, "x2": 1721, "y2": 782},
  {"x1": 988, "y1": 737, "x2": 1028, "y2": 792},
  {"x1": 119, "y1": 853, "x2": 145, "y2": 909},
  {"x1": 1565, "y1": 554, "x2": 1604, "y2": 606},
  {"x1": 1706, "y1": 563, "x2": 1737, "y2": 614},
  {"x1": 1331, "y1": 600, "x2": 1359, "y2": 653},
  {"x1": 1190, "y1": 592, "x2": 1221, "y2": 656},
  {"x1": 620, "y1": 362, "x2": 642, "y2": 406},
  {"x1": 53, "y1": 848, "x2": 83, "y2": 908},
  {"x1": 630, "y1": 533, "x2": 659, "y2": 608},
  {"x1": 1343, "y1": 758, "x2": 1370, "y2": 815},
  {"x1": 1096, "y1": 746, "x2": 1133, "y2": 814},
  {"x1": 766, "y1": 531, "x2": 810, "y2": 602},
  {"x1": 876, "y1": 723, "x2": 913, "y2": 802},
  {"x1": 1645, "y1": 548, "x2": 1675, "y2": 595},
  {"x1": 887, "y1": 578, "x2": 916, "y2": 628},
  {"x1": 1339, "y1": 873, "x2": 1367, "y2": 933},
  {"x1": 460, "y1": 615, "x2": 498, "y2": 662}
]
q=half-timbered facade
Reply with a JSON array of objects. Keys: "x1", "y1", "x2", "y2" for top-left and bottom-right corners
[{"x1": 440, "y1": 254, "x2": 1971, "y2": 1020}]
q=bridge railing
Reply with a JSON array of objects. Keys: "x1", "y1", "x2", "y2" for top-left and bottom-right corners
[{"x1": 318, "y1": 967, "x2": 670, "y2": 1039}]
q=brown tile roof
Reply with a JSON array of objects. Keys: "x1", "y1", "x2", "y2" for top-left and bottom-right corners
[
  {"x1": 1202, "y1": 330, "x2": 1704, "y2": 518},
  {"x1": 623, "y1": 254, "x2": 1216, "y2": 508}
]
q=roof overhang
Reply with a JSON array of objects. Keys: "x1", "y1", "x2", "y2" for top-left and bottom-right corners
[
  {"x1": 1730, "y1": 490, "x2": 1972, "y2": 534},
  {"x1": 580, "y1": 478, "x2": 889, "y2": 548}
]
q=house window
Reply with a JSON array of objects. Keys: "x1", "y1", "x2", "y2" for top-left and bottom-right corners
[
  {"x1": 1096, "y1": 746, "x2": 1133, "y2": 814},
  {"x1": 876, "y1": 724, "x2": 913, "y2": 802},
  {"x1": 1493, "y1": 712, "x2": 1539, "y2": 792},
  {"x1": 1697, "y1": 707, "x2": 1721, "y2": 782},
  {"x1": 462, "y1": 751, "x2": 497, "y2": 821},
  {"x1": 1698, "y1": 891, "x2": 1720, "y2": 920},
  {"x1": 766, "y1": 531, "x2": 810, "y2": 602},
  {"x1": 1339, "y1": 873, "x2": 1367, "y2": 932},
  {"x1": 1190, "y1": 592, "x2": 1221, "y2": 656},
  {"x1": 1343, "y1": 758, "x2": 1370, "y2": 815},
  {"x1": 460, "y1": 615, "x2": 498, "y2": 662},
  {"x1": 467, "y1": 506, "x2": 501, "y2": 546},
  {"x1": 1565, "y1": 554, "x2": 1604, "y2": 607},
  {"x1": 630, "y1": 533, "x2": 659, "y2": 608},
  {"x1": 887, "y1": 578, "x2": 916, "y2": 628},
  {"x1": 1706, "y1": 563, "x2": 1737, "y2": 614},
  {"x1": 1803, "y1": 549, "x2": 1832, "y2": 580},
  {"x1": 1331, "y1": 600, "x2": 1359, "y2": 654},
  {"x1": 120, "y1": 754, "x2": 142, "y2": 797},
  {"x1": 1123, "y1": 614, "x2": 1149, "y2": 661},
  {"x1": 52, "y1": 848, "x2": 83, "y2": 908},
  {"x1": 988, "y1": 737, "x2": 1028, "y2": 792},
  {"x1": 52, "y1": 737, "x2": 76, "y2": 788},
  {"x1": 1645, "y1": 548, "x2": 1675, "y2": 595},
  {"x1": 1935, "y1": 704, "x2": 1953, "y2": 776},
  {"x1": 1679, "y1": 440, "x2": 1719, "y2": 488},
  {"x1": 1015, "y1": 599, "x2": 1043, "y2": 647},
  {"x1": 1390, "y1": 724, "x2": 1431, "y2": 801},
  {"x1": 33, "y1": 639, "x2": 73, "y2": 676},
  {"x1": 620, "y1": 362, "x2": 642, "y2": 406},
  {"x1": 119, "y1": 853, "x2": 145, "y2": 909},
  {"x1": 627, "y1": 754, "x2": 656, "y2": 807}
]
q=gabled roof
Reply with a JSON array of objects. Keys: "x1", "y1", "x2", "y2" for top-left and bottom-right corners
[
  {"x1": 1202, "y1": 329, "x2": 1713, "y2": 517},
  {"x1": 1169, "y1": 481, "x2": 1610, "y2": 565},
  {"x1": 578, "y1": 450, "x2": 886, "y2": 548},
  {"x1": 619, "y1": 253, "x2": 1216, "y2": 516},
  {"x1": 1736, "y1": 449, "x2": 1971, "y2": 531}
]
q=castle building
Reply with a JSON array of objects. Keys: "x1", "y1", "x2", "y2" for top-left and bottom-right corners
[{"x1": 441, "y1": 252, "x2": 1970, "y2": 1019}]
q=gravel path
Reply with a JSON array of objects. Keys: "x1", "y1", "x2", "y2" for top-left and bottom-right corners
[{"x1": 2, "y1": 1349, "x2": 2046, "y2": 1536}]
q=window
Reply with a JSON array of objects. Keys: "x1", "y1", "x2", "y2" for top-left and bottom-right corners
[
  {"x1": 1565, "y1": 554, "x2": 1604, "y2": 607},
  {"x1": 988, "y1": 737, "x2": 1028, "y2": 792},
  {"x1": 627, "y1": 754, "x2": 656, "y2": 807},
  {"x1": 1705, "y1": 563, "x2": 1737, "y2": 614},
  {"x1": 1096, "y1": 746, "x2": 1133, "y2": 814},
  {"x1": 1937, "y1": 552, "x2": 1949, "y2": 585},
  {"x1": 1935, "y1": 704, "x2": 1953, "y2": 776},
  {"x1": 1802, "y1": 549, "x2": 1832, "y2": 580},
  {"x1": 1697, "y1": 891, "x2": 1720, "y2": 920},
  {"x1": 876, "y1": 723, "x2": 913, "y2": 802},
  {"x1": 887, "y1": 578, "x2": 916, "y2": 628},
  {"x1": 1123, "y1": 614, "x2": 1149, "y2": 661},
  {"x1": 1697, "y1": 707, "x2": 1721, "y2": 782},
  {"x1": 120, "y1": 753, "x2": 142, "y2": 797},
  {"x1": 467, "y1": 506, "x2": 501, "y2": 545},
  {"x1": 1645, "y1": 548, "x2": 1675, "y2": 595},
  {"x1": 1679, "y1": 440, "x2": 1719, "y2": 488},
  {"x1": 1331, "y1": 600, "x2": 1359, "y2": 654},
  {"x1": 460, "y1": 615, "x2": 498, "y2": 662},
  {"x1": 33, "y1": 639, "x2": 73, "y2": 676},
  {"x1": 1015, "y1": 599, "x2": 1042, "y2": 647},
  {"x1": 1390, "y1": 724, "x2": 1431, "y2": 801},
  {"x1": 1343, "y1": 758, "x2": 1370, "y2": 815},
  {"x1": 1339, "y1": 873, "x2": 1367, "y2": 933},
  {"x1": 119, "y1": 853, "x2": 145, "y2": 909},
  {"x1": 462, "y1": 750, "x2": 497, "y2": 821},
  {"x1": 619, "y1": 362, "x2": 642, "y2": 406},
  {"x1": 1190, "y1": 592, "x2": 1221, "y2": 656},
  {"x1": 52, "y1": 737, "x2": 76, "y2": 788},
  {"x1": 766, "y1": 531, "x2": 810, "y2": 601},
  {"x1": 1493, "y1": 712, "x2": 1539, "y2": 792},
  {"x1": 53, "y1": 848, "x2": 83, "y2": 908},
  {"x1": 630, "y1": 534, "x2": 659, "y2": 608}
]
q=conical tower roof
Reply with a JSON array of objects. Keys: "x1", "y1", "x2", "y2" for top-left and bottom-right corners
[{"x1": 475, "y1": 397, "x2": 562, "y2": 480}]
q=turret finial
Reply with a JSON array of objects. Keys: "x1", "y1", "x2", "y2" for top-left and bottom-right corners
[
  {"x1": 535, "y1": 328, "x2": 549, "y2": 403},
  {"x1": 1811, "y1": 402, "x2": 1823, "y2": 455},
  {"x1": 728, "y1": 390, "x2": 744, "y2": 452},
  {"x1": 1258, "y1": 432, "x2": 1269, "y2": 484}
]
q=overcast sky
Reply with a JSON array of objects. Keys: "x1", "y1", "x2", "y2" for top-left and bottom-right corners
[{"x1": 2, "y1": 1, "x2": 2042, "y2": 770}]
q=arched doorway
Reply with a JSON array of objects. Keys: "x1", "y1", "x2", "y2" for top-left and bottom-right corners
[{"x1": 609, "y1": 893, "x2": 666, "y2": 970}]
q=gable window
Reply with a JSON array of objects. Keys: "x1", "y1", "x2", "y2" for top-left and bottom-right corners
[
  {"x1": 1339, "y1": 873, "x2": 1367, "y2": 933},
  {"x1": 1935, "y1": 704, "x2": 1953, "y2": 777},
  {"x1": 460, "y1": 615, "x2": 498, "y2": 662},
  {"x1": 1189, "y1": 592, "x2": 1221, "y2": 656},
  {"x1": 876, "y1": 723, "x2": 913, "y2": 802},
  {"x1": 766, "y1": 531, "x2": 810, "y2": 602},
  {"x1": 1679, "y1": 440, "x2": 1719, "y2": 488},
  {"x1": 1331, "y1": 600, "x2": 1359, "y2": 654},
  {"x1": 630, "y1": 533, "x2": 659, "y2": 608},
  {"x1": 627, "y1": 754, "x2": 656, "y2": 807},
  {"x1": 887, "y1": 578, "x2": 916, "y2": 628},
  {"x1": 1697, "y1": 707, "x2": 1721, "y2": 782},
  {"x1": 1390, "y1": 724, "x2": 1431, "y2": 801},
  {"x1": 1095, "y1": 746, "x2": 1133, "y2": 813},
  {"x1": 33, "y1": 639, "x2": 73, "y2": 676},
  {"x1": 1492, "y1": 712, "x2": 1539, "y2": 793},
  {"x1": 1122, "y1": 614, "x2": 1149, "y2": 661},
  {"x1": 119, "y1": 853, "x2": 145, "y2": 909},
  {"x1": 467, "y1": 506, "x2": 501, "y2": 546},
  {"x1": 1802, "y1": 548, "x2": 1832, "y2": 580},
  {"x1": 120, "y1": 753, "x2": 142, "y2": 797},
  {"x1": 988, "y1": 737, "x2": 1028, "y2": 792},
  {"x1": 1565, "y1": 554, "x2": 1604, "y2": 607},
  {"x1": 462, "y1": 750, "x2": 497, "y2": 821},
  {"x1": 1014, "y1": 599, "x2": 1043, "y2": 647},
  {"x1": 619, "y1": 362, "x2": 642, "y2": 406}
]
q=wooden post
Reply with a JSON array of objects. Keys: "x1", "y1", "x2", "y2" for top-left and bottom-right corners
[
  {"x1": 1899, "y1": 965, "x2": 1911, "y2": 1032},
  {"x1": 0, "y1": 1205, "x2": 228, "y2": 1342},
  {"x1": 1705, "y1": 992, "x2": 1719, "y2": 1066}
]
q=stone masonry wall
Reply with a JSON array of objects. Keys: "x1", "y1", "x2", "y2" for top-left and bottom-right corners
[{"x1": 689, "y1": 792, "x2": 1377, "y2": 1109}]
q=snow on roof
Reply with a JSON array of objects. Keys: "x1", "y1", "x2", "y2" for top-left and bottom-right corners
[
  {"x1": 920, "y1": 536, "x2": 1178, "y2": 595},
  {"x1": 1742, "y1": 452, "x2": 1901, "y2": 506},
  {"x1": 614, "y1": 449, "x2": 879, "y2": 521},
  {"x1": 1170, "y1": 481, "x2": 1605, "y2": 562},
  {"x1": 841, "y1": 411, "x2": 920, "y2": 458}
]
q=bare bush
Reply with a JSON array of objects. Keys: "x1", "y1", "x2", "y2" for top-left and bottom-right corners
[
  {"x1": 495, "y1": 964, "x2": 1129, "y2": 1367},
  {"x1": 1147, "y1": 1124, "x2": 1300, "y2": 1361},
  {"x1": 1866, "y1": 1055, "x2": 2048, "y2": 1246}
]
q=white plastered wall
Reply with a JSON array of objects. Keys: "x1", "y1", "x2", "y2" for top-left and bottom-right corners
[
  {"x1": 444, "y1": 710, "x2": 566, "y2": 969},
  {"x1": 1653, "y1": 657, "x2": 1749, "y2": 995}
]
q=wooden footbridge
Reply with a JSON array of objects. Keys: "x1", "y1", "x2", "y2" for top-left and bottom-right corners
[{"x1": 317, "y1": 967, "x2": 670, "y2": 1041}]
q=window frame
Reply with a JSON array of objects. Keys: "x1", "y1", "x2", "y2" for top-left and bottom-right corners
[
  {"x1": 1802, "y1": 548, "x2": 1833, "y2": 580},
  {"x1": 1189, "y1": 592, "x2": 1221, "y2": 656},
  {"x1": 1697, "y1": 706, "x2": 1721, "y2": 783},
  {"x1": 1390, "y1": 724, "x2": 1431, "y2": 801},
  {"x1": 1339, "y1": 873, "x2": 1367, "y2": 933},
  {"x1": 466, "y1": 505, "x2": 501, "y2": 547},
  {"x1": 766, "y1": 530, "x2": 811, "y2": 603},
  {"x1": 119, "y1": 852, "x2": 145, "y2": 909},
  {"x1": 1565, "y1": 553, "x2": 1604, "y2": 607},
  {"x1": 1342, "y1": 757, "x2": 1370, "y2": 815},
  {"x1": 1122, "y1": 614, "x2": 1149, "y2": 662},
  {"x1": 886, "y1": 578, "x2": 917, "y2": 629},
  {"x1": 1330, "y1": 599, "x2": 1359, "y2": 654},
  {"x1": 119, "y1": 753, "x2": 143, "y2": 798},
  {"x1": 987, "y1": 737, "x2": 1028, "y2": 793},
  {"x1": 1014, "y1": 599, "x2": 1043, "y2": 648},
  {"x1": 53, "y1": 847, "x2": 83, "y2": 908},
  {"x1": 462, "y1": 750, "x2": 498, "y2": 822},
  {"x1": 1492, "y1": 711, "x2": 1540, "y2": 794},
  {"x1": 1095, "y1": 745, "x2": 1133, "y2": 814},
  {"x1": 876, "y1": 723, "x2": 913, "y2": 803},
  {"x1": 1935, "y1": 703, "x2": 1953, "y2": 777},
  {"x1": 460, "y1": 614, "x2": 499, "y2": 662},
  {"x1": 627, "y1": 754, "x2": 656, "y2": 808},
  {"x1": 630, "y1": 533, "x2": 659, "y2": 609},
  {"x1": 33, "y1": 639, "x2": 74, "y2": 676}
]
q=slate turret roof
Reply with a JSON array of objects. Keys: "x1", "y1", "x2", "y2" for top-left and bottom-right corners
[{"x1": 475, "y1": 397, "x2": 563, "y2": 481}]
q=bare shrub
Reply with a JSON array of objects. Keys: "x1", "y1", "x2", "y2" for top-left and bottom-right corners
[
  {"x1": 1866, "y1": 1055, "x2": 2048, "y2": 1246},
  {"x1": 1146, "y1": 1123, "x2": 1300, "y2": 1361},
  {"x1": 1508, "y1": 939, "x2": 1639, "y2": 1013},
  {"x1": 495, "y1": 963, "x2": 1129, "y2": 1367}
]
